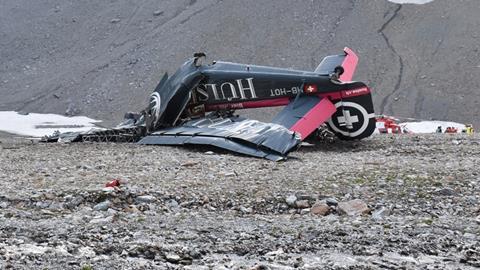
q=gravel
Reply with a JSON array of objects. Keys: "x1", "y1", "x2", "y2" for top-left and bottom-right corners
[{"x1": 1, "y1": 134, "x2": 480, "y2": 269}]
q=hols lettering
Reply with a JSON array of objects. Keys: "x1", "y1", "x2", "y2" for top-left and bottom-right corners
[{"x1": 194, "y1": 78, "x2": 304, "y2": 103}]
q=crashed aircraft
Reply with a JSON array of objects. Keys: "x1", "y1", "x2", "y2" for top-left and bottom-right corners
[{"x1": 44, "y1": 48, "x2": 376, "y2": 160}]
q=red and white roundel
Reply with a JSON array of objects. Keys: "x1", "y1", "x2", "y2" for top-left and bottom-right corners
[{"x1": 328, "y1": 101, "x2": 375, "y2": 138}]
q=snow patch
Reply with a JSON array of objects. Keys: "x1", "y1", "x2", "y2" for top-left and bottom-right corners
[
  {"x1": 388, "y1": 0, "x2": 435, "y2": 4},
  {"x1": 400, "y1": 121, "x2": 465, "y2": 133},
  {"x1": 0, "y1": 111, "x2": 101, "y2": 137}
]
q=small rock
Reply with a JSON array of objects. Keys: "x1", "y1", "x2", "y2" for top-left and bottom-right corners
[
  {"x1": 181, "y1": 161, "x2": 198, "y2": 167},
  {"x1": 452, "y1": 140, "x2": 461, "y2": 145},
  {"x1": 65, "y1": 196, "x2": 84, "y2": 209},
  {"x1": 136, "y1": 195, "x2": 156, "y2": 203},
  {"x1": 166, "y1": 253, "x2": 181, "y2": 264},
  {"x1": 223, "y1": 171, "x2": 236, "y2": 177},
  {"x1": 475, "y1": 215, "x2": 480, "y2": 225},
  {"x1": 78, "y1": 246, "x2": 96, "y2": 258},
  {"x1": 296, "y1": 194, "x2": 315, "y2": 200},
  {"x1": 102, "y1": 187, "x2": 115, "y2": 193},
  {"x1": 93, "y1": 200, "x2": 111, "y2": 211},
  {"x1": 311, "y1": 202, "x2": 330, "y2": 216},
  {"x1": 433, "y1": 187, "x2": 456, "y2": 196},
  {"x1": 285, "y1": 195, "x2": 297, "y2": 207},
  {"x1": 106, "y1": 208, "x2": 117, "y2": 216},
  {"x1": 89, "y1": 215, "x2": 114, "y2": 224},
  {"x1": 338, "y1": 199, "x2": 370, "y2": 216},
  {"x1": 167, "y1": 199, "x2": 179, "y2": 208},
  {"x1": 326, "y1": 198, "x2": 338, "y2": 206},
  {"x1": 204, "y1": 151, "x2": 214, "y2": 155},
  {"x1": 124, "y1": 205, "x2": 140, "y2": 213},
  {"x1": 265, "y1": 248, "x2": 284, "y2": 257},
  {"x1": 250, "y1": 265, "x2": 270, "y2": 270},
  {"x1": 300, "y1": 208, "x2": 310, "y2": 215},
  {"x1": 372, "y1": 207, "x2": 390, "y2": 220},
  {"x1": 239, "y1": 206, "x2": 252, "y2": 214},
  {"x1": 110, "y1": 18, "x2": 121, "y2": 23},
  {"x1": 153, "y1": 10, "x2": 164, "y2": 16},
  {"x1": 295, "y1": 200, "x2": 310, "y2": 209}
]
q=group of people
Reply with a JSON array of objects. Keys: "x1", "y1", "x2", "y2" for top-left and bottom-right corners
[{"x1": 436, "y1": 124, "x2": 475, "y2": 134}]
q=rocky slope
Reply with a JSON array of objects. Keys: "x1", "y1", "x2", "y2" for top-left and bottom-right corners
[
  {"x1": 1, "y1": 0, "x2": 479, "y2": 126},
  {"x1": 0, "y1": 134, "x2": 479, "y2": 269}
]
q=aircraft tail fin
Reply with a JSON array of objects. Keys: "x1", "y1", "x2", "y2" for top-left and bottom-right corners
[{"x1": 314, "y1": 47, "x2": 358, "y2": 81}]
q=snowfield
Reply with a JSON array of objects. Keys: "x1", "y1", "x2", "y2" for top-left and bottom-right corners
[
  {"x1": 0, "y1": 111, "x2": 101, "y2": 137},
  {"x1": 400, "y1": 121, "x2": 466, "y2": 134}
]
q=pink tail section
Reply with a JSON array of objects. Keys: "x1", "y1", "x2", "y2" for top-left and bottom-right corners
[
  {"x1": 339, "y1": 47, "x2": 359, "y2": 81},
  {"x1": 290, "y1": 98, "x2": 336, "y2": 140}
]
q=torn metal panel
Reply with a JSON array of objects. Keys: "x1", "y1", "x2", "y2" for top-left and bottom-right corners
[{"x1": 138, "y1": 114, "x2": 301, "y2": 160}]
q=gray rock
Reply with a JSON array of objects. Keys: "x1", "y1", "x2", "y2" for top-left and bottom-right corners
[
  {"x1": 153, "y1": 10, "x2": 164, "y2": 16},
  {"x1": 372, "y1": 207, "x2": 390, "y2": 220},
  {"x1": 285, "y1": 195, "x2": 297, "y2": 207},
  {"x1": 93, "y1": 200, "x2": 111, "y2": 211},
  {"x1": 167, "y1": 199, "x2": 179, "y2": 208},
  {"x1": 326, "y1": 198, "x2": 338, "y2": 206},
  {"x1": 65, "y1": 196, "x2": 84, "y2": 209},
  {"x1": 239, "y1": 206, "x2": 252, "y2": 214},
  {"x1": 433, "y1": 188, "x2": 456, "y2": 196},
  {"x1": 295, "y1": 200, "x2": 310, "y2": 209},
  {"x1": 110, "y1": 18, "x2": 121, "y2": 23},
  {"x1": 136, "y1": 195, "x2": 156, "y2": 203},
  {"x1": 89, "y1": 215, "x2": 114, "y2": 224},
  {"x1": 338, "y1": 199, "x2": 370, "y2": 216},
  {"x1": 166, "y1": 253, "x2": 181, "y2": 263}
]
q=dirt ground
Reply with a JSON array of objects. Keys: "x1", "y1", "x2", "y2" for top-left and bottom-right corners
[{"x1": 0, "y1": 134, "x2": 479, "y2": 269}]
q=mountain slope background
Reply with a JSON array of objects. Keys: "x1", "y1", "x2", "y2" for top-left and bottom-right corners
[{"x1": 1, "y1": 0, "x2": 479, "y2": 127}]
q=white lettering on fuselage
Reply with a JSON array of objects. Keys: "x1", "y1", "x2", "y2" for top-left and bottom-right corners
[
  {"x1": 269, "y1": 86, "x2": 302, "y2": 97},
  {"x1": 197, "y1": 78, "x2": 257, "y2": 102}
]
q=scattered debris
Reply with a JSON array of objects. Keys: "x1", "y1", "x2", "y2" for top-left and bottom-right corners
[{"x1": 105, "y1": 179, "x2": 121, "y2": 188}]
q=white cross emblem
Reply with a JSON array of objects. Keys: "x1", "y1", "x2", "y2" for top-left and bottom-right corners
[
  {"x1": 306, "y1": 86, "x2": 315, "y2": 93},
  {"x1": 337, "y1": 110, "x2": 359, "y2": 129}
]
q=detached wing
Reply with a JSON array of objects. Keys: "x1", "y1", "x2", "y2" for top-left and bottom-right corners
[
  {"x1": 272, "y1": 95, "x2": 336, "y2": 140},
  {"x1": 138, "y1": 114, "x2": 301, "y2": 161}
]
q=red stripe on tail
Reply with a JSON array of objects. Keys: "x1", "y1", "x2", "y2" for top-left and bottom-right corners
[{"x1": 290, "y1": 98, "x2": 336, "y2": 140}]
